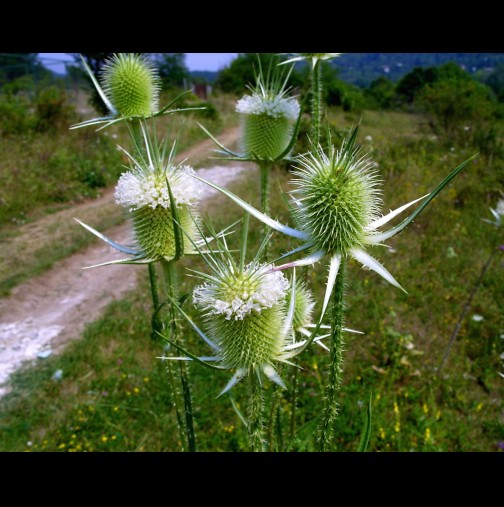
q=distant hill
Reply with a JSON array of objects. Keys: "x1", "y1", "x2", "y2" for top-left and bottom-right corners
[{"x1": 332, "y1": 53, "x2": 504, "y2": 86}]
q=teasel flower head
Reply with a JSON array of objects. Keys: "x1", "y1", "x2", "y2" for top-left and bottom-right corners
[
  {"x1": 71, "y1": 53, "x2": 201, "y2": 130},
  {"x1": 101, "y1": 53, "x2": 160, "y2": 118},
  {"x1": 157, "y1": 217, "x2": 327, "y2": 395},
  {"x1": 235, "y1": 61, "x2": 300, "y2": 161},
  {"x1": 74, "y1": 125, "x2": 205, "y2": 268},
  {"x1": 192, "y1": 125, "x2": 476, "y2": 324}
]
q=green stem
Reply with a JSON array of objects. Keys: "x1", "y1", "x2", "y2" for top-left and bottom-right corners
[
  {"x1": 311, "y1": 61, "x2": 322, "y2": 145},
  {"x1": 289, "y1": 358, "x2": 299, "y2": 442},
  {"x1": 318, "y1": 259, "x2": 347, "y2": 452},
  {"x1": 248, "y1": 370, "x2": 265, "y2": 452},
  {"x1": 259, "y1": 162, "x2": 271, "y2": 261},
  {"x1": 162, "y1": 259, "x2": 196, "y2": 452},
  {"x1": 267, "y1": 365, "x2": 284, "y2": 452},
  {"x1": 148, "y1": 264, "x2": 163, "y2": 341}
]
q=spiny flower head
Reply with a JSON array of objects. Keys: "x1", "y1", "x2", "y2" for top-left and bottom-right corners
[
  {"x1": 290, "y1": 137, "x2": 382, "y2": 256},
  {"x1": 101, "y1": 53, "x2": 160, "y2": 118},
  {"x1": 194, "y1": 262, "x2": 289, "y2": 321},
  {"x1": 114, "y1": 128, "x2": 203, "y2": 262},
  {"x1": 193, "y1": 260, "x2": 292, "y2": 379},
  {"x1": 236, "y1": 61, "x2": 300, "y2": 161}
]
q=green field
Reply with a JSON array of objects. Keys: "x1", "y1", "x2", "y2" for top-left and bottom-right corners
[{"x1": 0, "y1": 104, "x2": 502, "y2": 452}]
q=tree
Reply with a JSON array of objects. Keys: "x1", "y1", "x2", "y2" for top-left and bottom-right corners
[
  {"x1": 367, "y1": 76, "x2": 395, "y2": 109},
  {"x1": 395, "y1": 66, "x2": 439, "y2": 104},
  {"x1": 151, "y1": 53, "x2": 189, "y2": 89},
  {"x1": 0, "y1": 53, "x2": 48, "y2": 86}
]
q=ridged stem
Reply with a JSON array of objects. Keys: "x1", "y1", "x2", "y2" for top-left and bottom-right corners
[
  {"x1": 260, "y1": 162, "x2": 271, "y2": 261},
  {"x1": 162, "y1": 259, "x2": 196, "y2": 452},
  {"x1": 267, "y1": 365, "x2": 284, "y2": 452},
  {"x1": 289, "y1": 353, "x2": 299, "y2": 442},
  {"x1": 248, "y1": 370, "x2": 265, "y2": 452},
  {"x1": 318, "y1": 259, "x2": 347, "y2": 451},
  {"x1": 311, "y1": 61, "x2": 323, "y2": 145}
]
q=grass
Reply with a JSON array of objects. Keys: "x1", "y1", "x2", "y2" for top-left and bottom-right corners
[{"x1": 0, "y1": 108, "x2": 503, "y2": 452}]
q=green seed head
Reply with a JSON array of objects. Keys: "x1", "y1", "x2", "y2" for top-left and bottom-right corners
[
  {"x1": 235, "y1": 61, "x2": 299, "y2": 161},
  {"x1": 241, "y1": 113, "x2": 292, "y2": 160},
  {"x1": 101, "y1": 53, "x2": 160, "y2": 117},
  {"x1": 131, "y1": 204, "x2": 199, "y2": 260},
  {"x1": 193, "y1": 263, "x2": 290, "y2": 371},
  {"x1": 291, "y1": 141, "x2": 382, "y2": 256},
  {"x1": 115, "y1": 155, "x2": 203, "y2": 260}
]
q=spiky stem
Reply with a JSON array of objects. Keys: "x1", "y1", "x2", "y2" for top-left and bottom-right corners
[
  {"x1": 260, "y1": 162, "x2": 271, "y2": 261},
  {"x1": 289, "y1": 353, "x2": 299, "y2": 442},
  {"x1": 267, "y1": 365, "x2": 284, "y2": 452},
  {"x1": 318, "y1": 259, "x2": 347, "y2": 451},
  {"x1": 162, "y1": 259, "x2": 196, "y2": 452},
  {"x1": 311, "y1": 61, "x2": 323, "y2": 145},
  {"x1": 248, "y1": 370, "x2": 265, "y2": 452}
]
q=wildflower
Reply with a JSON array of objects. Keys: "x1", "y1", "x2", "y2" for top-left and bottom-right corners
[
  {"x1": 472, "y1": 314, "x2": 484, "y2": 322},
  {"x1": 71, "y1": 53, "x2": 201, "y2": 130},
  {"x1": 75, "y1": 126, "x2": 205, "y2": 267},
  {"x1": 72, "y1": 53, "x2": 159, "y2": 129},
  {"x1": 200, "y1": 60, "x2": 301, "y2": 162},
  {"x1": 158, "y1": 220, "x2": 326, "y2": 394},
  {"x1": 194, "y1": 126, "x2": 475, "y2": 322}
]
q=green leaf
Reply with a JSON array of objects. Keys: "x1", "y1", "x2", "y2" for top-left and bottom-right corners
[
  {"x1": 165, "y1": 177, "x2": 185, "y2": 261},
  {"x1": 357, "y1": 392, "x2": 372, "y2": 452}
]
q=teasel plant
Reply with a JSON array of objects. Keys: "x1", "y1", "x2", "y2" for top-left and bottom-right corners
[
  {"x1": 71, "y1": 53, "x2": 217, "y2": 452},
  {"x1": 193, "y1": 125, "x2": 476, "y2": 450},
  {"x1": 198, "y1": 57, "x2": 304, "y2": 255},
  {"x1": 156, "y1": 212, "x2": 334, "y2": 451}
]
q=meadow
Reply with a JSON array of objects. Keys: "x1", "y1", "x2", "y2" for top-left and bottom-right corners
[{"x1": 0, "y1": 86, "x2": 502, "y2": 452}]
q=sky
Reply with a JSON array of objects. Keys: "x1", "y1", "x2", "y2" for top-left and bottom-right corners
[{"x1": 38, "y1": 53, "x2": 238, "y2": 75}]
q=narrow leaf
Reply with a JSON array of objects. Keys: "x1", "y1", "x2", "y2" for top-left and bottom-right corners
[{"x1": 357, "y1": 392, "x2": 372, "y2": 452}]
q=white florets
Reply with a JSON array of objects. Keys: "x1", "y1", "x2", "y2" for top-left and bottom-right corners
[
  {"x1": 236, "y1": 93, "x2": 300, "y2": 121},
  {"x1": 115, "y1": 165, "x2": 203, "y2": 211},
  {"x1": 193, "y1": 263, "x2": 290, "y2": 321}
]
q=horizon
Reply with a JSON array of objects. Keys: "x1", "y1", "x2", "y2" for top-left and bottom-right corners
[{"x1": 38, "y1": 53, "x2": 238, "y2": 75}]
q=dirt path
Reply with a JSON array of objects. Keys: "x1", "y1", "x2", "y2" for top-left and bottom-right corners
[{"x1": 0, "y1": 129, "x2": 252, "y2": 396}]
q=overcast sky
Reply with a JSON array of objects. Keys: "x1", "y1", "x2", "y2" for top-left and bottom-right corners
[{"x1": 38, "y1": 53, "x2": 238, "y2": 74}]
